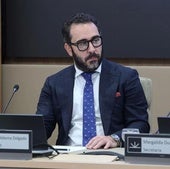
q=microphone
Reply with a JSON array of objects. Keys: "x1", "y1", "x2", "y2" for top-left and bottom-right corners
[
  {"x1": 1, "y1": 84, "x2": 19, "y2": 114},
  {"x1": 166, "y1": 112, "x2": 170, "y2": 117}
]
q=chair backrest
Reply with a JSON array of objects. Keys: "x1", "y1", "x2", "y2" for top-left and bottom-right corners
[{"x1": 139, "y1": 77, "x2": 152, "y2": 126}]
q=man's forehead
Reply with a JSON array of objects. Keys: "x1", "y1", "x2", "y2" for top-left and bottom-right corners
[{"x1": 70, "y1": 23, "x2": 99, "y2": 41}]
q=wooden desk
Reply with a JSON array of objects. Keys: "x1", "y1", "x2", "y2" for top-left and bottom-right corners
[{"x1": 0, "y1": 148, "x2": 169, "y2": 169}]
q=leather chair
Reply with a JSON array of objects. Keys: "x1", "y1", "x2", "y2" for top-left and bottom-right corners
[{"x1": 139, "y1": 77, "x2": 152, "y2": 126}]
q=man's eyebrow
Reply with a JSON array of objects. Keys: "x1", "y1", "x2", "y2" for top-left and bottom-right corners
[
  {"x1": 77, "y1": 35, "x2": 99, "y2": 43},
  {"x1": 76, "y1": 38, "x2": 87, "y2": 42}
]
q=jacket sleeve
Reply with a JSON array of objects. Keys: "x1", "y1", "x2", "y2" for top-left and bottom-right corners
[{"x1": 36, "y1": 77, "x2": 57, "y2": 139}]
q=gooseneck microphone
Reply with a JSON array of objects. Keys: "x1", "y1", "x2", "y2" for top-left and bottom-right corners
[{"x1": 1, "y1": 84, "x2": 19, "y2": 114}]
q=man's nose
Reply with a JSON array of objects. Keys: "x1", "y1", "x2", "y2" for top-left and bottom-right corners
[{"x1": 88, "y1": 42, "x2": 95, "y2": 52}]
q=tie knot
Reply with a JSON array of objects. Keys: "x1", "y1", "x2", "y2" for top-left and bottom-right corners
[{"x1": 82, "y1": 72, "x2": 93, "y2": 82}]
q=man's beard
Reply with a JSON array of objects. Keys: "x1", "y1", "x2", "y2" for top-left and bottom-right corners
[{"x1": 72, "y1": 50, "x2": 103, "y2": 72}]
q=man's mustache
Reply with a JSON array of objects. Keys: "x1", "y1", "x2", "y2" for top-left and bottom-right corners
[{"x1": 85, "y1": 53, "x2": 100, "y2": 62}]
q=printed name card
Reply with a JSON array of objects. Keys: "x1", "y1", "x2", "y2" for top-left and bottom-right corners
[
  {"x1": 124, "y1": 133, "x2": 170, "y2": 164},
  {"x1": 0, "y1": 130, "x2": 32, "y2": 160}
]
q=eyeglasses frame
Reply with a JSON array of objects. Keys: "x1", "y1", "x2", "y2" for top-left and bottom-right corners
[{"x1": 69, "y1": 35, "x2": 102, "y2": 51}]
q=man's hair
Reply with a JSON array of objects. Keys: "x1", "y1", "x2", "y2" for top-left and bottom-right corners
[{"x1": 61, "y1": 12, "x2": 101, "y2": 43}]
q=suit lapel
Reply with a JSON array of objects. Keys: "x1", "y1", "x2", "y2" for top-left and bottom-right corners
[
  {"x1": 61, "y1": 66, "x2": 75, "y2": 135},
  {"x1": 99, "y1": 59, "x2": 120, "y2": 134},
  {"x1": 60, "y1": 61, "x2": 120, "y2": 136}
]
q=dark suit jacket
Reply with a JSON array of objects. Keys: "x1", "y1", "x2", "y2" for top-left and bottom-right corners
[{"x1": 36, "y1": 58, "x2": 150, "y2": 145}]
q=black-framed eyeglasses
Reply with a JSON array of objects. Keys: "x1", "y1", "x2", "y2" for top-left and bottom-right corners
[{"x1": 69, "y1": 36, "x2": 102, "y2": 51}]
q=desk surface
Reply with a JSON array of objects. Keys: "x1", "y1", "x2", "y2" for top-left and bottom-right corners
[{"x1": 0, "y1": 148, "x2": 169, "y2": 169}]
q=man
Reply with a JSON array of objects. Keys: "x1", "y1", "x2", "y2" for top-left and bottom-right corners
[{"x1": 36, "y1": 12, "x2": 150, "y2": 149}]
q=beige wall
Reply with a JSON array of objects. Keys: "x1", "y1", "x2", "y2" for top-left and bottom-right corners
[{"x1": 2, "y1": 64, "x2": 170, "y2": 144}]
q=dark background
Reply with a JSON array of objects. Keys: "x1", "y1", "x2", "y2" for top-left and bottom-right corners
[{"x1": 2, "y1": 0, "x2": 170, "y2": 60}]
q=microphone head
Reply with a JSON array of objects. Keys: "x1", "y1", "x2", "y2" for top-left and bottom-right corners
[{"x1": 13, "y1": 84, "x2": 19, "y2": 92}]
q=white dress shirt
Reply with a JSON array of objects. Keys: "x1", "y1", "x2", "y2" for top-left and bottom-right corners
[{"x1": 67, "y1": 64, "x2": 104, "y2": 146}]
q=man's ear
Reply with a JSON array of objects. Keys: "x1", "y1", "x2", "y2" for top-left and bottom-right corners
[{"x1": 64, "y1": 43, "x2": 73, "y2": 56}]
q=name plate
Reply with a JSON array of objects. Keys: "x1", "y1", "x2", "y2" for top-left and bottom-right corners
[
  {"x1": 0, "y1": 130, "x2": 32, "y2": 160},
  {"x1": 125, "y1": 133, "x2": 170, "y2": 164}
]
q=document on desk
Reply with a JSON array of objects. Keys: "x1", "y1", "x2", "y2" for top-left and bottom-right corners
[
  {"x1": 53, "y1": 145, "x2": 87, "y2": 153},
  {"x1": 53, "y1": 146, "x2": 124, "y2": 160},
  {"x1": 48, "y1": 154, "x2": 117, "y2": 163}
]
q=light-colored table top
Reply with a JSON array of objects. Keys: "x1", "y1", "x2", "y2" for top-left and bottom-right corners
[{"x1": 0, "y1": 148, "x2": 169, "y2": 169}]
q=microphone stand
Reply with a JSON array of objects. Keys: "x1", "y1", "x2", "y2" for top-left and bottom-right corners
[{"x1": 1, "y1": 85, "x2": 19, "y2": 114}]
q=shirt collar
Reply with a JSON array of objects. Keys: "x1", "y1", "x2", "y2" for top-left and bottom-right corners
[{"x1": 74, "y1": 63, "x2": 102, "y2": 78}]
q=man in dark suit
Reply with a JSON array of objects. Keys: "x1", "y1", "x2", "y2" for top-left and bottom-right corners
[{"x1": 36, "y1": 12, "x2": 150, "y2": 149}]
